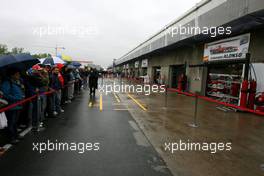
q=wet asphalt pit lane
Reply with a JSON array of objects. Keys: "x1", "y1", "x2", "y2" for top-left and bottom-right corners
[
  {"x1": 129, "y1": 121, "x2": 150, "y2": 147},
  {"x1": 261, "y1": 164, "x2": 264, "y2": 171}
]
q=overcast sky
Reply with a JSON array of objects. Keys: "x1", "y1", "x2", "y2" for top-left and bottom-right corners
[{"x1": 0, "y1": 0, "x2": 200, "y2": 67}]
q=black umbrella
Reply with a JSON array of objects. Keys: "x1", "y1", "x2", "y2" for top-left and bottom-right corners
[{"x1": 0, "y1": 54, "x2": 39, "y2": 70}]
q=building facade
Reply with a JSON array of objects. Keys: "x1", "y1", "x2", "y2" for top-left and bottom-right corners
[{"x1": 114, "y1": 0, "x2": 264, "y2": 105}]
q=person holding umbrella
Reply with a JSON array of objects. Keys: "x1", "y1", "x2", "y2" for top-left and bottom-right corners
[
  {"x1": 0, "y1": 54, "x2": 39, "y2": 137},
  {"x1": 1, "y1": 68, "x2": 25, "y2": 144},
  {"x1": 89, "y1": 68, "x2": 99, "y2": 96}
]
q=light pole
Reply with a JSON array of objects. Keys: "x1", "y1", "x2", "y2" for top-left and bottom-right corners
[
  {"x1": 55, "y1": 45, "x2": 65, "y2": 56},
  {"x1": 32, "y1": 45, "x2": 65, "y2": 56}
]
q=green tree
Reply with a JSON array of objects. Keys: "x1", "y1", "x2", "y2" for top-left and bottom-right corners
[
  {"x1": 32, "y1": 53, "x2": 51, "y2": 59},
  {"x1": 0, "y1": 44, "x2": 8, "y2": 55},
  {"x1": 11, "y1": 47, "x2": 24, "y2": 54}
]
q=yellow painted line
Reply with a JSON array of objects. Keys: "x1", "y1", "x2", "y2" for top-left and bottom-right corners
[
  {"x1": 100, "y1": 94, "x2": 103, "y2": 111},
  {"x1": 113, "y1": 92, "x2": 121, "y2": 103},
  {"x1": 127, "y1": 93, "x2": 147, "y2": 111}
]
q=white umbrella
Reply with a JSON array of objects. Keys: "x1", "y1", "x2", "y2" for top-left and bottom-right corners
[
  {"x1": 39, "y1": 58, "x2": 45, "y2": 64},
  {"x1": 42, "y1": 56, "x2": 66, "y2": 65},
  {"x1": 52, "y1": 56, "x2": 66, "y2": 64}
]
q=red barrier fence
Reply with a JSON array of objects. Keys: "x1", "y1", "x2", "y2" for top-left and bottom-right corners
[
  {"x1": 167, "y1": 88, "x2": 264, "y2": 116},
  {"x1": 123, "y1": 77, "x2": 264, "y2": 116},
  {"x1": 0, "y1": 90, "x2": 55, "y2": 113},
  {"x1": 0, "y1": 80, "x2": 79, "y2": 113}
]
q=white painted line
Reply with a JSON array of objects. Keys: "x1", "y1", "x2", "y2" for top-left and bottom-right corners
[
  {"x1": 20, "y1": 127, "x2": 32, "y2": 137},
  {"x1": 133, "y1": 132, "x2": 150, "y2": 147},
  {"x1": 1, "y1": 126, "x2": 32, "y2": 154},
  {"x1": 129, "y1": 120, "x2": 140, "y2": 131},
  {"x1": 113, "y1": 109, "x2": 129, "y2": 111},
  {"x1": 2, "y1": 144, "x2": 12, "y2": 150}
]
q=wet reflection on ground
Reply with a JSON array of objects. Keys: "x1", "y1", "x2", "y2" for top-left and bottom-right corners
[{"x1": 119, "y1": 88, "x2": 264, "y2": 176}]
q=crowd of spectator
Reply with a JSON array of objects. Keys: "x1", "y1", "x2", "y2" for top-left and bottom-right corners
[{"x1": 0, "y1": 63, "x2": 96, "y2": 148}]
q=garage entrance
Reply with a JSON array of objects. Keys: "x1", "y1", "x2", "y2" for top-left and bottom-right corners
[
  {"x1": 170, "y1": 65, "x2": 186, "y2": 88},
  {"x1": 153, "y1": 66, "x2": 161, "y2": 84}
]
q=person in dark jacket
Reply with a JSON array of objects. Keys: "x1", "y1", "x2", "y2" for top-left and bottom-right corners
[
  {"x1": 89, "y1": 68, "x2": 98, "y2": 96},
  {"x1": 67, "y1": 67, "x2": 75, "y2": 101},
  {"x1": 60, "y1": 66, "x2": 68, "y2": 105},
  {"x1": 50, "y1": 67, "x2": 64, "y2": 116},
  {"x1": 44, "y1": 65, "x2": 54, "y2": 118},
  {"x1": 36, "y1": 67, "x2": 49, "y2": 129},
  {"x1": 1, "y1": 68, "x2": 25, "y2": 144},
  {"x1": 24, "y1": 68, "x2": 46, "y2": 132}
]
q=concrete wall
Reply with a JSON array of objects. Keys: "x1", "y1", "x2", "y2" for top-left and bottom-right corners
[
  {"x1": 115, "y1": 0, "x2": 264, "y2": 65},
  {"x1": 145, "y1": 29, "x2": 264, "y2": 93},
  {"x1": 119, "y1": 29, "x2": 264, "y2": 94},
  {"x1": 147, "y1": 44, "x2": 204, "y2": 92},
  {"x1": 249, "y1": 29, "x2": 264, "y2": 62}
]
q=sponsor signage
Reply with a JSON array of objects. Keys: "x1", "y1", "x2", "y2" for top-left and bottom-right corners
[
  {"x1": 135, "y1": 61, "x2": 139, "y2": 68},
  {"x1": 141, "y1": 59, "x2": 148, "y2": 68},
  {"x1": 203, "y1": 33, "x2": 250, "y2": 62}
]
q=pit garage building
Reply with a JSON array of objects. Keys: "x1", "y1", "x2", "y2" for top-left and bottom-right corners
[{"x1": 114, "y1": 0, "x2": 264, "y2": 106}]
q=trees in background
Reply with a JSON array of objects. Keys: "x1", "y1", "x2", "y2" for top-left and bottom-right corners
[
  {"x1": 0, "y1": 44, "x2": 51, "y2": 58},
  {"x1": 11, "y1": 47, "x2": 24, "y2": 54},
  {"x1": 0, "y1": 44, "x2": 25, "y2": 55},
  {"x1": 32, "y1": 53, "x2": 51, "y2": 59},
  {"x1": 0, "y1": 44, "x2": 8, "y2": 55}
]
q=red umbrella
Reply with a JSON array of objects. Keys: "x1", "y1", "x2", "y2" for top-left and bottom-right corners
[
  {"x1": 32, "y1": 64, "x2": 43, "y2": 71},
  {"x1": 56, "y1": 63, "x2": 64, "y2": 71}
]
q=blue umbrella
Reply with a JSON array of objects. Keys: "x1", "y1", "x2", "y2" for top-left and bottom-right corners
[
  {"x1": 66, "y1": 64, "x2": 75, "y2": 69},
  {"x1": 0, "y1": 55, "x2": 16, "y2": 67},
  {"x1": 69, "y1": 61, "x2": 81, "y2": 68},
  {"x1": 0, "y1": 54, "x2": 39, "y2": 70}
]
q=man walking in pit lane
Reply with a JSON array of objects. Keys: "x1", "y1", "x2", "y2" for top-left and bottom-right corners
[{"x1": 89, "y1": 68, "x2": 98, "y2": 97}]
